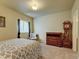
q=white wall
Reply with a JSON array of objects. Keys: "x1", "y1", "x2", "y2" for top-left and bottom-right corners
[
  {"x1": 34, "y1": 10, "x2": 72, "y2": 43},
  {"x1": 72, "y1": 0, "x2": 79, "y2": 52},
  {"x1": 0, "y1": 5, "x2": 32, "y2": 41}
]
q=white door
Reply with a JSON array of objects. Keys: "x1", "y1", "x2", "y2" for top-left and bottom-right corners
[
  {"x1": 78, "y1": 10, "x2": 79, "y2": 53},
  {"x1": 72, "y1": 9, "x2": 78, "y2": 52}
]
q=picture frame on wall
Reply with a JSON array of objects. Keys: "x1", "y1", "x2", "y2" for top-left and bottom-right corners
[{"x1": 0, "y1": 16, "x2": 5, "y2": 27}]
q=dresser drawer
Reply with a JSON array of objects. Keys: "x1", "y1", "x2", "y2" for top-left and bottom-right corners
[{"x1": 47, "y1": 39, "x2": 58, "y2": 46}]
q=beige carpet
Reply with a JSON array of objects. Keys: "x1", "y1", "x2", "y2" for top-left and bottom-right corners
[{"x1": 41, "y1": 44, "x2": 78, "y2": 59}]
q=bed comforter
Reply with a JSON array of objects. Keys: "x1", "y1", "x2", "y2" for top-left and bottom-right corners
[{"x1": 0, "y1": 38, "x2": 42, "y2": 59}]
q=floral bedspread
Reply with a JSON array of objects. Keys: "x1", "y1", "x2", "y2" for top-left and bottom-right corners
[{"x1": 0, "y1": 38, "x2": 42, "y2": 59}]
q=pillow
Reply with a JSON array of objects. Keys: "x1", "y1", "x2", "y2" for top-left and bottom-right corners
[{"x1": 30, "y1": 33, "x2": 36, "y2": 39}]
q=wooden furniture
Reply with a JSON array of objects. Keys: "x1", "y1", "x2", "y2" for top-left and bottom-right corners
[
  {"x1": 46, "y1": 21, "x2": 72, "y2": 49},
  {"x1": 46, "y1": 32, "x2": 63, "y2": 47},
  {"x1": 63, "y1": 21, "x2": 72, "y2": 48}
]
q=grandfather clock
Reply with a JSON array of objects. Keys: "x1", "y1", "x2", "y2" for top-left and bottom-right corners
[{"x1": 63, "y1": 21, "x2": 72, "y2": 48}]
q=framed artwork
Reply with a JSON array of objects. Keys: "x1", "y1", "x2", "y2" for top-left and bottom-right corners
[{"x1": 0, "y1": 16, "x2": 5, "y2": 27}]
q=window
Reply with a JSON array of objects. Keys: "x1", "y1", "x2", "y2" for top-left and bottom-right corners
[{"x1": 20, "y1": 20, "x2": 29, "y2": 33}]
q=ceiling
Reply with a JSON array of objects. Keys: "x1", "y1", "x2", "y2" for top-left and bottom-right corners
[{"x1": 0, "y1": 0, "x2": 75, "y2": 18}]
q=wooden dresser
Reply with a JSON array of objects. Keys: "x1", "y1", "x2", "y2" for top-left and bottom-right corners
[
  {"x1": 46, "y1": 32, "x2": 72, "y2": 48},
  {"x1": 46, "y1": 32, "x2": 63, "y2": 47}
]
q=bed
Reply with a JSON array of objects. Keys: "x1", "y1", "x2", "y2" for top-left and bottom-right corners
[{"x1": 0, "y1": 38, "x2": 42, "y2": 59}]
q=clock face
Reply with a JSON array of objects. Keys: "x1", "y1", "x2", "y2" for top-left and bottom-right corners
[
  {"x1": 64, "y1": 24, "x2": 70, "y2": 30},
  {"x1": 65, "y1": 24, "x2": 69, "y2": 28},
  {"x1": 63, "y1": 21, "x2": 72, "y2": 30}
]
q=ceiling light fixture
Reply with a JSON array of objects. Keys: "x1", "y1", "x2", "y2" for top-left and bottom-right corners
[
  {"x1": 32, "y1": 1, "x2": 38, "y2": 11},
  {"x1": 32, "y1": 5, "x2": 38, "y2": 10}
]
